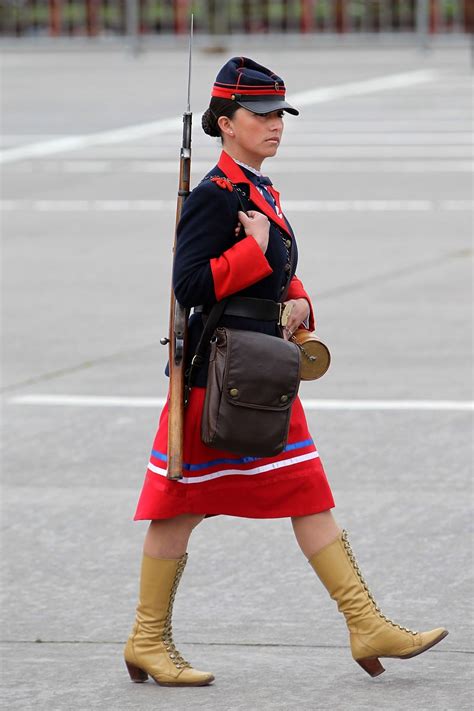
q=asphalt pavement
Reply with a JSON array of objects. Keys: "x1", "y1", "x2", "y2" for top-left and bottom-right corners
[{"x1": 1, "y1": 41, "x2": 473, "y2": 711}]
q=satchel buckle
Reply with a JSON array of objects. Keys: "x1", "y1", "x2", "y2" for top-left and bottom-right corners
[{"x1": 279, "y1": 302, "x2": 293, "y2": 328}]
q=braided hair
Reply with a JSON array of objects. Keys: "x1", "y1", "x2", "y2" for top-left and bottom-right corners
[{"x1": 201, "y1": 97, "x2": 240, "y2": 139}]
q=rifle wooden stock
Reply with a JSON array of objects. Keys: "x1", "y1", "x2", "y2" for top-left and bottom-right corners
[{"x1": 167, "y1": 111, "x2": 192, "y2": 480}]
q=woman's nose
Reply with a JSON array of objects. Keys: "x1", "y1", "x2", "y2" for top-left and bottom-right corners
[{"x1": 268, "y1": 117, "x2": 283, "y2": 131}]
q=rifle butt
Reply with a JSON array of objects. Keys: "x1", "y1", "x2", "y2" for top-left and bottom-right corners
[
  {"x1": 167, "y1": 292, "x2": 186, "y2": 480},
  {"x1": 167, "y1": 371, "x2": 185, "y2": 480}
]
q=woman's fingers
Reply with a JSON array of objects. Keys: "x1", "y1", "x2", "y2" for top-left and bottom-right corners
[
  {"x1": 282, "y1": 299, "x2": 311, "y2": 337},
  {"x1": 237, "y1": 210, "x2": 270, "y2": 253},
  {"x1": 238, "y1": 210, "x2": 268, "y2": 225}
]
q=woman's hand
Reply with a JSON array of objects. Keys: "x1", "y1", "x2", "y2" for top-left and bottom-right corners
[
  {"x1": 282, "y1": 298, "x2": 311, "y2": 340},
  {"x1": 238, "y1": 210, "x2": 270, "y2": 253}
]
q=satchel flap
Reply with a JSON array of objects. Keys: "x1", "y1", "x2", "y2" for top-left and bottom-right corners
[{"x1": 220, "y1": 328, "x2": 301, "y2": 411}]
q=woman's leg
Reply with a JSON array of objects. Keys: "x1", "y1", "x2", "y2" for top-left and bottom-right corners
[
  {"x1": 144, "y1": 513, "x2": 205, "y2": 559},
  {"x1": 125, "y1": 513, "x2": 214, "y2": 687},
  {"x1": 293, "y1": 512, "x2": 448, "y2": 677},
  {"x1": 291, "y1": 510, "x2": 341, "y2": 558}
]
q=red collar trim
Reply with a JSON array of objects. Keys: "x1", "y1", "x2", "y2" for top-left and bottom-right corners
[{"x1": 217, "y1": 151, "x2": 290, "y2": 236}]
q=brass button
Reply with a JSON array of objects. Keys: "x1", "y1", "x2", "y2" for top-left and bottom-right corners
[
  {"x1": 229, "y1": 388, "x2": 239, "y2": 398},
  {"x1": 284, "y1": 263, "x2": 291, "y2": 272},
  {"x1": 285, "y1": 239, "x2": 292, "y2": 248},
  {"x1": 280, "y1": 394, "x2": 289, "y2": 404}
]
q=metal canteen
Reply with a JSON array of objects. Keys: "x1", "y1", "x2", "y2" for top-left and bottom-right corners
[{"x1": 291, "y1": 329, "x2": 331, "y2": 381}]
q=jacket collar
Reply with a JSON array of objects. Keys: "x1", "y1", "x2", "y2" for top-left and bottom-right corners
[{"x1": 217, "y1": 150, "x2": 291, "y2": 236}]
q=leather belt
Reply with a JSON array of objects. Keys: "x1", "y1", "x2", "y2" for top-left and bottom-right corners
[{"x1": 194, "y1": 297, "x2": 281, "y2": 322}]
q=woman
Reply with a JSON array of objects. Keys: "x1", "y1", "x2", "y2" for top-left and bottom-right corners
[{"x1": 124, "y1": 57, "x2": 447, "y2": 687}]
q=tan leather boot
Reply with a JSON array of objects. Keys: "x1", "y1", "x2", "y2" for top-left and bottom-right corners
[
  {"x1": 124, "y1": 553, "x2": 214, "y2": 687},
  {"x1": 309, "y1": 530, "x2": 448, "y2": 677}
]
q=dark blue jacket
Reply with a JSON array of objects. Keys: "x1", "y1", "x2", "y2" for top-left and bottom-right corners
[{"x1": 171, "y1": 151, "x2": 309, "y2": 387}]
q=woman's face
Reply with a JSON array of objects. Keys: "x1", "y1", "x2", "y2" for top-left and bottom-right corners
[{"x1": 221, "y1": 108, "x2": 284, "y2": 168}]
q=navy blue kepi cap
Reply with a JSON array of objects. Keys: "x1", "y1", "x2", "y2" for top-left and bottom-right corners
[{"x1": 212, "y1": 57, "x2": 299, "y2": 116}]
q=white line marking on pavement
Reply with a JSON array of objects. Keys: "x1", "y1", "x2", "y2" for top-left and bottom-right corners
[
  {"x1": 132, "y1": 160, "x2": 473, "y2": 174},
  {"x1": 442, "y1": 200, "x2": 474, "y2": 210},
  {"x1": 2, "y1": 123, "x2": 470, "y2": 148},
  {"x1": 284, "y1": 200, "x2": 435, "y2": 212},
  {"x1": 266, "y1": 132, "x2": 474, "y2": 145},
  {"x1": 290, "y1": 69, "x2": 438, "y2": 107},
  {"x1": 5, "y1": 160, "x2": 472, "y2": 174},
  {"x1": 0, "y1": 70, "x2": 438, "y2": 165},
  {"x1": 302, "y1": 399, "x2": 474, "y2": 412},
  {"x1": 8, "y1": 395, "x2": 168, "y2": 407},
  {"x1": 277, "y1": 146, "x2": 468, "y2": 157},
  {"x1": 0, "y1": 199, "x2": 174, "y2": 212},
  {"x1": 0, "y1": 117, "x2": 184, "y2": 165},
  {"x1": 7, "y1": 394, "x2": 473, "y2": 412},
  {"x1": 2, "y1": 199, "x2": 471, "y2": 213}
]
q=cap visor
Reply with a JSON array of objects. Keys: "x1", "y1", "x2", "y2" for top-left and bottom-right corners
[{"x1": 237, "y1": 99, "x2": 299, "y2": 116}]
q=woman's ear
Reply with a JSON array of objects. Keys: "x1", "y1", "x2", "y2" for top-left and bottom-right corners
[{"x1": 217, "y1": 116, "x2": 234, "y2": 138}]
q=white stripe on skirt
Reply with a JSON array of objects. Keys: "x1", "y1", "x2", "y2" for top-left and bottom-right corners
[{"x1": 148, "y1": 450, "x2": 320, "y2": 485}]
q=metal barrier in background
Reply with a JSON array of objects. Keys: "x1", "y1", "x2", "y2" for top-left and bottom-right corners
[{"x1": 0, "y1": 0, "x2": 471, "y2": 37}]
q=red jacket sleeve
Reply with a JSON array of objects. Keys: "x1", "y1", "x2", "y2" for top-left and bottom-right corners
[
  {"x1": 210, "y1": 235, "x2": 273, "y2": 301},
  {"x1": 286, "y1": 275, "x2": 315, "y2": 331}
]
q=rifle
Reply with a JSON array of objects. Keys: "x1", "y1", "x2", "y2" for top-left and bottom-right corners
[{"x1": 161, "y1": 15, "x2": 193, "y2": 481}]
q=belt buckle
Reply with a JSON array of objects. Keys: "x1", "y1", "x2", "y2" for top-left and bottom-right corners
[{"x1": 279, "y1": 302, "x2": 293, "y2": 327}]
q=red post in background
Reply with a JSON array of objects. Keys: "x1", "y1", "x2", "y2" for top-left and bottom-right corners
[
  {"x1": 139, "y1": 0, "x2": 146, "y2": 34},
  {"x1": 48, "y1": 0, "x2": 61, "y2": 35},
  {"x1": 86, "y1": 0, "x2": 99, "y2": 35},
  {"x1": 335, "y1": 0, "x2": 347, "y2": 32},
  {"x1": 174, "y1": 0, "x2": 188, "y2": 34},
  {"x1": 464, "y1": 0, "x2": 474, "y2": 32},
  {"x1": 300, "y1": 0, "x2": 314, "y2": 33},
  {"x1": 429, "y1": 0, "x2": 439, "y2": 33}
]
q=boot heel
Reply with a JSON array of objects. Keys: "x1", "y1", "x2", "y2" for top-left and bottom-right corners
[
  {"x1": 126, "y1": 661, "x2": 149, "y2": 682},
  {"x1": 357, "y1": 657, "x2": 385, "y2": 677}
]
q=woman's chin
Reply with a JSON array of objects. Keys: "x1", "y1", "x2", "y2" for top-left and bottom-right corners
[{"x1": 262, "y1": 143, "x2": 279, "y2": 157}]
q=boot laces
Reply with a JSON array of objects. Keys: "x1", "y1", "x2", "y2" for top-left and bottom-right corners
[
  {"x1": 162, "y1": 622, "x2": 191, "y2": 669},
  {"x1": 162, "y1": 555, "x2": 191, "y2": 670},
  {"x1": 341, "y1": 530, "x2": 418, "y2": 636}
]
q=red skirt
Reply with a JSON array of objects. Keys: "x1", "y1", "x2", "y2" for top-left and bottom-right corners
[{"x1": 134, "y1": 387, "x2": 335, "y2": 520}]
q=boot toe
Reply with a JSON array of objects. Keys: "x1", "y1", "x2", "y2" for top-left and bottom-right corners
[
  {"x1": 402, "y1": 627, "x2": 448, "y2": 659},
  {"x1": 164, "y1": 667, "x2": 215, "y2": 686}
]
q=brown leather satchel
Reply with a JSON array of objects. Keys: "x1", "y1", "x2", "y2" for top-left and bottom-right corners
[
  {"x1": 185, "y1": 186, "x2": 302, "y2": 456},
  {"x1": 201, "y1": 326, "x2": 301, "y2": 456}
]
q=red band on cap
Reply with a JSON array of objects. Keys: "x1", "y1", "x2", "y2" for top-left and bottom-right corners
[{"x1": 212, "y1": 85, "x2": 286, "y2": 99}]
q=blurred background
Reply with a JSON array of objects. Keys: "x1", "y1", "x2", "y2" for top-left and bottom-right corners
[
  {"x1": 1, "y1": 3, "x2": 472, "y2": 711},
  {"x1": 1, "y1": 0, "x2": 473, "y2": 38}
]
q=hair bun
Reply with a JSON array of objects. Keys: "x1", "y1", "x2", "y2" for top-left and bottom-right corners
[{"x1": 201, "y1": 108, "x2": 220, "y2": 137}]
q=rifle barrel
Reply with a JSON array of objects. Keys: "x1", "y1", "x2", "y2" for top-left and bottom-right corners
[{"x1": 166, "y1": 35, "x2": 193, "y2": 480}]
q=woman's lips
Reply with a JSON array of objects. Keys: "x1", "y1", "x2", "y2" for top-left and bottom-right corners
[{"x1": 266, "y1": 138, "x2": 280, "y2": 144}]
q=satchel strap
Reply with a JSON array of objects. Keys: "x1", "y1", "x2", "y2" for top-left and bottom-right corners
[
  {"x1": 185, "y1": 298, "x2": 228, "y2": 400},
  {"x1": 185, "y1": 177, "x2": 296, "y2": 402}
]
